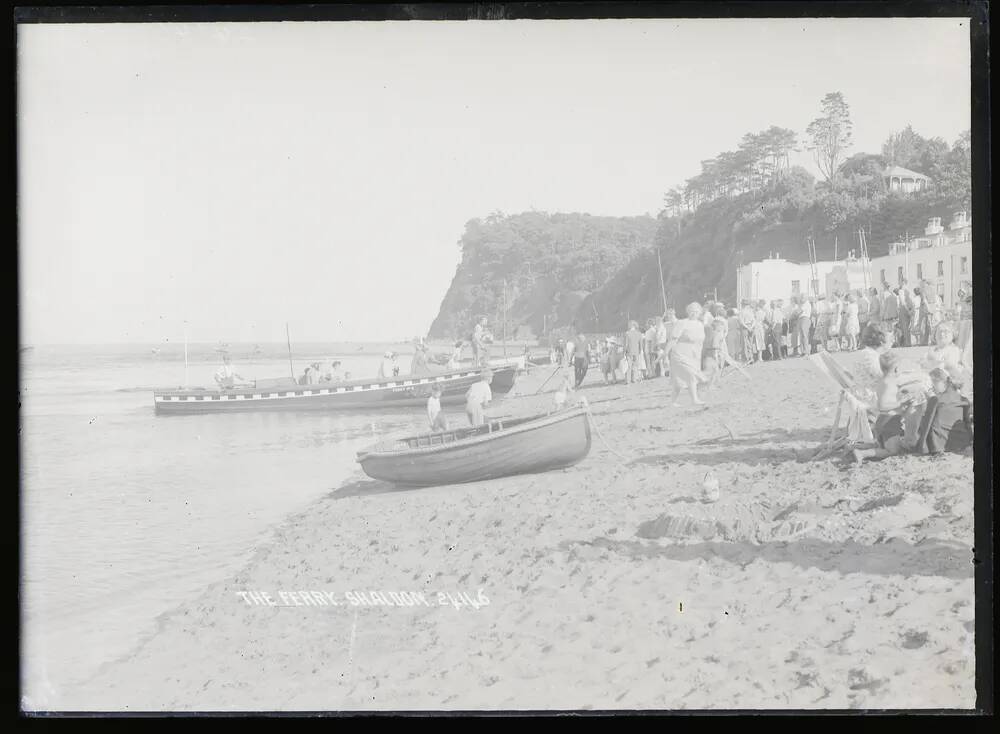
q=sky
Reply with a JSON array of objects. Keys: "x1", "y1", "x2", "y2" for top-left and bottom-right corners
[{"x1": 18, "y1": 17, "x2": 971, "y2": 345}]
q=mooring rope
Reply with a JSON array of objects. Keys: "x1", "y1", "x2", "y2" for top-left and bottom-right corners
[{"x1": 578, "y1": 397, "x2": 631, "y2": 464}]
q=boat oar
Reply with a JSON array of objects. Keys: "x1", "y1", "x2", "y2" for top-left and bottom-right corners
[{"x1": 533, "y1": 365, "x2": 564, "y2": 395}]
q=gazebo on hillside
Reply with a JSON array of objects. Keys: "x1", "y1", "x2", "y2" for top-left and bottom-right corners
[{"x1": 883, "y1": 165, "x2": 930, "y2": 194}]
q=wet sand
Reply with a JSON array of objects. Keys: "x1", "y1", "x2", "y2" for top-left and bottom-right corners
[{"x1": 56, "y1": 347, "x2": 974, "y2": 711}]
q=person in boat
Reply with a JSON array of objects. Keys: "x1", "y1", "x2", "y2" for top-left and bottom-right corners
[
  {"x1": 322, "y1": 360, "x2": 343, "y2": 382},
  {"x1": 465, "y1": 369, "x2": 493, "y2": 426},
  {"x1": 214, "y1": 354, "x2": 248, "y2": 390},
  {"x1": 447, "y1": 340, "x2": 464, "y2": 370},
  {"x1": 472, "y1": 316, "x2": 492, "y2": 367},
  {"x1": 378, "y1": 351, "x2": 394, "y2": 379},
  {"x1": 427, "y1": 383, "x2": 449, "y2": 432},
  {"x1": 410, "y1": 340, "x2": 433, "y2": 376},
  {"x1": 307, "y1": 362, "x2": 322, "y2": 385}
]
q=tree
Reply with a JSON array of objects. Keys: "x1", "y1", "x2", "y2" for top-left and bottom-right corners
[{"x1": 806, "y1": 92, "x2": 853, "y2": 181}]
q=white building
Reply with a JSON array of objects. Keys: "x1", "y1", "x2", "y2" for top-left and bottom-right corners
[
  {"x1": 883, "y1": 165, "x2": 931, "y2": 194},
  {"x1": 735, "y1": 212, "x2": 972, "y2": 308}
]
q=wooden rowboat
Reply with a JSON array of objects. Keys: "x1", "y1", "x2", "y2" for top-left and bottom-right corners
[
  {"x1": 152, "y1": 364, "x2": 518, "y2": 415},
  {"x1": 356, "y1": 405, "x2": 592, "y2": 486}
]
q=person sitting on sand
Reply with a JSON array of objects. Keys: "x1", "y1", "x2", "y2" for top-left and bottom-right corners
[
  {"x1": 427, "y1": 383, "x2": 449, "y2": 432},
  {"x1": 847, "y1": 323, "x2": 894, "y2": 409},
  {"x1": 465, "y1": 370, "x2": 493, "y2": 426},
  {"x1": 666, "y1": 302, "x2": 709, "y2": 407},
  {"x1": 850, "y1": 352, "x2": 931, "y2": 463},
  {"x1": 921, "y1": 323, "x2": 963, "y2": 376},
  {"x1": 913, "y1": 368, "x2": 972, "y2": 455}
]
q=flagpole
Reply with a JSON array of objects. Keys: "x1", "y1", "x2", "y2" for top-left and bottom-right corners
[{"x1": 656, "y1": 248, "x2": 668, "y2": 314}]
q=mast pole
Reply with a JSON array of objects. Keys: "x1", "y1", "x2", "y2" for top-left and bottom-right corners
[
  {"x1": 656, "y1": 247, "x2": 668, "y2": 314},
  {"x1": 286, "y1": 322, "x2": 295, "y2": 381},
  {"x1": 183, "y1": 321, "x2": 189, "y2": 388}
]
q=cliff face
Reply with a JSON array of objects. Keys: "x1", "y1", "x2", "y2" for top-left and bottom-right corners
[{"x1": 427, "y1": 211, "x2": 657, "y2": 340}]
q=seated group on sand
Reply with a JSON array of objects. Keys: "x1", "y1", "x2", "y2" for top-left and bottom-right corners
[{"x1": 845, "y1": 321, "x2": 973, "y2": 462}]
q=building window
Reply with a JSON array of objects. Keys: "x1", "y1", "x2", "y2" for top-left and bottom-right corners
[
  {"x1": 937, "y1": 283, "x2": 945, "y2": 297},
  {"x1": 937, "y1": 260, "x2": 944, "y2": 276},
  {"x1": 961, "y1": 256, "x2": 968, "y2": 273},
  {"x1": 880, "y1": 269, "x2": 886, "y2": 285},
  {"x1": 916, "y1": 264, "x2": 923, "y2": 279},
  {"x1": 791, "y1": 280, "x2": 800, "y2": 295},
  {"x1": 897, "y1": 266, "x2": 904, "y2": 284}
]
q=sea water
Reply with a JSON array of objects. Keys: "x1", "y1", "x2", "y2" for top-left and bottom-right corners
[{"x1": 19, "y1": 342, "x2": 429, "y2": 707}]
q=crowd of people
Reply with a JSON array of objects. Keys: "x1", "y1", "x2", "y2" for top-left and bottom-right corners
[{"x1": 535, "y1": 281, "x2": 973, "y2": 457}]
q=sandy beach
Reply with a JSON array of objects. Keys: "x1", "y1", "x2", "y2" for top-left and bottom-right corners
[{"x1": 60, "y1": 346, "x2": 975, "y2": 711}]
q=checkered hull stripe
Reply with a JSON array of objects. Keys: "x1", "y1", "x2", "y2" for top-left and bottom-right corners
[{"x1": 154, "y1": 370, "x2": 481, "y2": 402}]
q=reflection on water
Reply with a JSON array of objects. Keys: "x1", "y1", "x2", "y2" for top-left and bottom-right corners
[{"x1": 19, "y1": 344, "x2": 426, "y2": 705}]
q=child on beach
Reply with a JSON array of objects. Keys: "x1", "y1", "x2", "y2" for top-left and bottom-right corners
[
  {"x1": 465, "y1": 370, "x2": 492, "y2": 426},
  {"x1": 427, "y1": 384, "x2": 448, "y2": 432},
  {"x1": 552, "y1": 370, "x2": 574, "y2": 410}
]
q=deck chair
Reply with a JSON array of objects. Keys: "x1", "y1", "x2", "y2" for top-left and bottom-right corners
[{"x1": 807, "y1": 350, "x2": 875, "y2": 459}]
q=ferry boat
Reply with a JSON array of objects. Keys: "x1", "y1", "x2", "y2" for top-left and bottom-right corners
[{"x1": 152, "y1": 363, "x2": 519, "y2": 415}]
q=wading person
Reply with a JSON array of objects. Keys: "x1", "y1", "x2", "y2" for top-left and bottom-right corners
[{"x1": 666, "y1": 302, "x2": 709, "y2": 406}]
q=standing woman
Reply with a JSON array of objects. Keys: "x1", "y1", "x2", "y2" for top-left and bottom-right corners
[
  {"x1": 666, "y1": 302, "x2": 709, "y2": 406},
  {"x1": 726, "y1": 307, "x2": 742, "y2": 364},
  {"x1": 739, "y1": 300, "x2": 757, "y2": 364},
  {"x1": 844, "y1": 292, "x2": 861, "y2": 351},
  {"x1": 857, "y1": 289, "x2": 871, "y2": 334},
  {"x1": 868, "y1": 287, "x2": 883, "y2": 329},
  {"x1": 797, "y1": 294, "x2": 813, "y2": 356},
  {"x1": 811, "y1": 296, "x2": 826, "y2": 354},
  {"x1": 916, "y1": 286, "x2": 932, "y2": 347},
  {"x1": 753, "y1": 299, "x2": 768, "y2": 362},
  {"x1": 828, "y1": 293, "x2": 842, "y2": 351},
  {"x1": 956, "y1": 286, "x2": 973, "y2": 370}
]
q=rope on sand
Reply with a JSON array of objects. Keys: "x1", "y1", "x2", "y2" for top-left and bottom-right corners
[{"x1": 579, "y1": 397, "x2": 630, "y2": 464}]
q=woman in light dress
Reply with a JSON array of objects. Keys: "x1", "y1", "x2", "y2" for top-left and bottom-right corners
[
  {"x1": 726, "y1": 308, "x2": 743, "y2": 364},
  {"x1": 666, "y1": 302, "x2": 709, "y2": 407},
  {"x1": 828, "y1": 293, "x2": 843, "y2": 351},
  {"x1": 843, "y1": 293, "x2": 861, "y2": 351}
]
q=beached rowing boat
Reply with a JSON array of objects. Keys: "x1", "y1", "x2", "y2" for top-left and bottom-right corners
[
  {"x1": 152, "y1": 364, "x2": 518, "y2": 415},
  {"x1": 356, "y1": 405, "x2": 592, "y2": 486}
]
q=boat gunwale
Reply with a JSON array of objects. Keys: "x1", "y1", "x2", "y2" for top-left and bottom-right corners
[
  {"x1": 356, "y1": 407, "x2": 590, "y2": 460},
  {"x1": 152, "y1": 364, "x2": 517, "y2": 399}
]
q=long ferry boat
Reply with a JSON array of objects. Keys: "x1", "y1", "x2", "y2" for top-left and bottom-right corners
[{"x1": 152, "y1": 362, "x2": 520, "y2": 415}]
